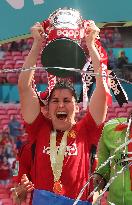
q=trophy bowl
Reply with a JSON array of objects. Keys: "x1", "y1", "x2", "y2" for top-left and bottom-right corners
[{"x1": 41, "y1": 38, "x2": 86, "y2": 78}]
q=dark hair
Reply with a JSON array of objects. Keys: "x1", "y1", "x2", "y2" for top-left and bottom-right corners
[{"x1": 48, "y1": 80, "x2": 78, "y2": 102}]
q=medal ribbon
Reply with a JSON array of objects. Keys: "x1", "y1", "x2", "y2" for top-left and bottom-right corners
[{"x1": 50, "y1": 130, "x2": 69, "y2": 182}]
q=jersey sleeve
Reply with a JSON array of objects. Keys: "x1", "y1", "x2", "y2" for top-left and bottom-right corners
[
  {"x1": 79, "y1": 109, "x2": 104, "y2": 146},
  {"x1": 24, "y1": 112, "x2": 47, "y2": 142}
]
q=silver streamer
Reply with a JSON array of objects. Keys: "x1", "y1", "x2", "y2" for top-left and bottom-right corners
[
  {"x1": 93, "y1": 162, "x2": 132, "y2": 205},
  {"x1": 108, "y1": 202, "x2": 116, "y2": 205},
  {"x1": 0, "y1": 66, "x2": 132, "y2": 85},
  {"x1": 88, "y1": 157, "x2": 132, "y2": 200}
]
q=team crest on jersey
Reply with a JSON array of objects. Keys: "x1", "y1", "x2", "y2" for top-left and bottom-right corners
[{"x1": 68, "y1": 130, "x2": 77, "y2": 139}]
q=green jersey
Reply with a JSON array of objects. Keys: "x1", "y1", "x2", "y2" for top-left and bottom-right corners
[{"x1": 96, "y1": 118, "x2": 132, "y2": 205}]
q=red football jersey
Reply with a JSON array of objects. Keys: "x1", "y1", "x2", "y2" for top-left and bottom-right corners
[{"x1": 25, "y1": 110, "x2": 103, "y2": 201}]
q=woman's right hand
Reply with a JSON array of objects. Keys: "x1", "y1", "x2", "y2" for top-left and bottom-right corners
[
  {"x1": 20, "y1": 174, "x2": 34, "y2": 193},
  {"x1": 30, "y1": 22, "x2": 45, "y2": 43},
  {"x1": 12, "y1": 174, "x2": 34, "y2": 204}
]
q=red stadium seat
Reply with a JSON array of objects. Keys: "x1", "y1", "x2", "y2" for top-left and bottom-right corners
[
  {"x1": 0, "y1": 114, "x2": 8, "y2": 120},
  {"x1": 0, "y1": 104, "x2": 5, "y2": 109},
  {"x1": 2, "y1": 64, "x2": 14, "y2": 69},
  {"x1": 112, "y1": 102, "x2": 120, "y2": 108},
  {"x1": 4, "y1": 56, "x2": 13, "y2": 60},
  {"x1": 0, "y1": 60, "x2": 5, "y2": 64},
  {"x1": 5, "y1": 104, "x2": 18, "y2": 110},
  {"x1": 117, "y1": 112, "x2": 128, "y2": 118},
  {"x1": 0, "y1": 105, "x2": 6, "y2": 111},
  {"x1": 40, "y1": 70, "x2": 48, "y2": 83},
  {"x1": 22, "y1": 50, "x2": 29, "y2": 57},
  {"x1": 41, "y1": 77, "x2": 48, "y2": 84},
  {"x1": 26, "y1": 38, "x2": 33, "y2": 45},
  {"x1": 15, "y1": 59, "x2": 24, "y2": 65},
  {"x1": 1, "y1": 198, "x2": 13, "y2": 204},
  {"x1": 0, "y1": 188, "x2": 8, "y2": 193},
  {"x1": 4, "y1": 60, "x2": 15, "y2": 65},
  {"x1": 34, "y1": 73, "x2": 42, "y2": 84},
  {"x1": 14, "y1": 63, "x2": 23, "y2": 69},
  {"x1": 114, "y1": 107, "x2": 127, "y2": 115},
  {"x1": 1, "y1": 118, "x2": 10, "y2": 126},
  {"x1": 13, "y1": 56, "x2": 24, "y2": 61},
  {"x1": 0, "y1": 60, "x2": 5, "y2": 69},
  {"x1": 11, "y1": 51, "x2": 22, "y2": 56},
  {"x1": 108, "y1": 106, "x2": 115, "y2": 113},
  {"x1": 4, "y1": 51, "x2": 12, "y2": 57},
  {"x1": 0, "y1": 193, "x2": 10, "y2": 199},
  {"x1": 7, "y1": 109, "x2": 18, "y2": 116},
  {"x1": 6, "y1": 73, "x2": 18, "y2": 84},
  {"x1": 0, "y1": 73, "x2": 7, "y2": 83}
]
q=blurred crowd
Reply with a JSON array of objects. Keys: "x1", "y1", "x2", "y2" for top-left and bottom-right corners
[
  {"x1": 100, "y1": 27, "x2": 124, "y2": 48},
  {"x1": 100, "y1": 27, "x2": 132, "y2": 81},
  {"x1": 0, "y1": 115, "x2": 27, "y2": 187}
]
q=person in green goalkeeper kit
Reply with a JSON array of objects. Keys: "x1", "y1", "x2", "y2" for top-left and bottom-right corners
[{"x1": 94, "y1": 114, "x2": 132, "y2": 205}]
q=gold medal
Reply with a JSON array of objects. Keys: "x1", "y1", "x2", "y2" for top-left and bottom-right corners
[
  {"x1": 53, "y1": 180, "x2": 63, "y2": 195},
  {"x1": 68, "y1": 130, "x2": 76, "y2": 138}
]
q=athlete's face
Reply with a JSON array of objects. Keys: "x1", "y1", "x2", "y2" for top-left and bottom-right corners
[{"x1": 48, "y1": 88, "x2": 78, "y2": 131}]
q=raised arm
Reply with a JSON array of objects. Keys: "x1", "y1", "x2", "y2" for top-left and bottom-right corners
[
  {"x1": 18, "y1": 23, "x2": 44, "y2": 124},
  {"x1": 85, "y1": 22, "x2": 108, "y2": 125}
]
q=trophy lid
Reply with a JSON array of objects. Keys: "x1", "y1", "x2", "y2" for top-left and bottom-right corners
[{"x1": 48, "y1": 7, "x2": 83, "y2": 29}]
